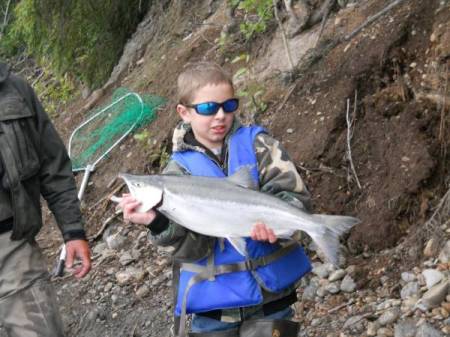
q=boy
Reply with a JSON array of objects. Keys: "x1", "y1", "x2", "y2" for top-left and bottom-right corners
[{"x1": 120, "y1": 62, "x2": 312, "y2": 337}]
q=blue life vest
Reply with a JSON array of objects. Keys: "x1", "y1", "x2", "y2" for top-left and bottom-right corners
[{"x1": 171, "y1": 126, "x2": 311, "y2": 316}]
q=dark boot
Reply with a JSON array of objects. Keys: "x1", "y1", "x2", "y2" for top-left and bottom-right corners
[
  {"x1": 239, "y1": 319, "x2": 299, "y2": 337},
  {"x1": 189, "y1": 327, "x2": 240, "y2": 337}
]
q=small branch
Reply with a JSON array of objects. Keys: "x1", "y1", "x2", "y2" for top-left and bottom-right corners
[
  {"x1": 273, "y1": 0, "x2": 295, "y2": 73},
  {"x1": 315, "y1": 0, "x2": 335, "y2": 47},
  {"x1": 0, "y1": 0, "x2": 11, "y2": 35},
  {"x1": 328, "y1": 298, "x2": 354, "y2": 314},
  {"x1": 276, "y1": 83, "x2": 297, "y2": 114},
  {"x1": 88, "y1": 182, "x2": 125, "y2": 211},
  {"x1": 88, "y1": 211, "x2": 121, "y2": 241},
  {"x1": 31, "y1": 70, "x2": 45, "y2": 86},
  {"x1": 344, "y1": 0, "x2": 407, "y2": 41},
  {"x1": 438, "y1": 64, "x2": 448, "y2": 146},
  {"x1": 346, "y1": 91, "x2": 362, "y2": 189}
]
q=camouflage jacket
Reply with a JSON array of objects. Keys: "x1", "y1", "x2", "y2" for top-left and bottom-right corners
[{"x1": 148, "y1": 119, "x2": 311, "y2": 317}]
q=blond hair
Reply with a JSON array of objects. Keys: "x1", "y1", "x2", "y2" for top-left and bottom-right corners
[{"x1": 177, "y1": 62, "x2": 233, "y2": 105}]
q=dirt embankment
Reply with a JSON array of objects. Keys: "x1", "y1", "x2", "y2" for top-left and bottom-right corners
[{"x1": 78, "y1": 0, "x2": 448, "y2": 253}]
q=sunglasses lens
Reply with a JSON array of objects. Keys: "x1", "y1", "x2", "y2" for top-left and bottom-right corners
[
  {"x1": 196, "y1": 102, "x2": 219, "y2": 116},
  {"x1": 223, "y1": 99, "x2": 239, "y2": 113}
]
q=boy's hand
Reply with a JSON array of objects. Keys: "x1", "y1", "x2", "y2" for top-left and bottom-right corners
[
  {"x1": 250, "y1": 222, "x2": 277, "y2": 243},
  {"x1": 118, "y1": 193, "x2": 157, "y2": 225}
]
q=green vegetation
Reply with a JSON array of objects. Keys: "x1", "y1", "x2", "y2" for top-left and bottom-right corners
[
  {"x1": 1, "y1": 0, "x2": 151, "y2": 89},
  {"x1": 230, "y1": 0, "x2": 274, "y2": 40},
  {"x1": 232, "y1": 53, "x2": 267, "y2": 121}
]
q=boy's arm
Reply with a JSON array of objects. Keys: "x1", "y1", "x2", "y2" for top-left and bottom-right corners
[
  {"x1": 255, "y1": 133, "x2": 312, "y2": 212},
  {"x1": 147, "y1": 160, "x2": 215, "y2": 261}
]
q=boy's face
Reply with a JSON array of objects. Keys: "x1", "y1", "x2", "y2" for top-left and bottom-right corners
[{"x1": 177, "y1": 83, "x2": 235, "y2": 150}]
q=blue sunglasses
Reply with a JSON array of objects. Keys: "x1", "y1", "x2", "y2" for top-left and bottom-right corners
[{"x1": 185, "y1": 98, "x2": 239, "y2": 116}]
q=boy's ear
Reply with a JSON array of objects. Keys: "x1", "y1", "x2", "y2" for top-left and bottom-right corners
[{"x1": 177, "y1": 104, "x2": 192, "y2": 123}]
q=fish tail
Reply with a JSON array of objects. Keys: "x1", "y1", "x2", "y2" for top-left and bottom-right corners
[{"x1": 309, "y1": 215, "x2": 360, "y2": 266}]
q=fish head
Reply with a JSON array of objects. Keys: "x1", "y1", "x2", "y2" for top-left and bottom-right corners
[{"x1": 118, "y1": 173, "x2": 164, "y2": 213}]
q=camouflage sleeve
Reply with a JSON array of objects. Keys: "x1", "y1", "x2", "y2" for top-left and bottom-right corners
[
  {"x1": 147, "y1": 159, "x2": 215, "y2": 261},
  {"x1": 255, "y1": 133, "x2": 312, "y2": 212}
]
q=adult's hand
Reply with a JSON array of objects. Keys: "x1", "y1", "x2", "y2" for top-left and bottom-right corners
[
  {"x1": 118, "y1": 193, "x2": 157, "y2": 225},
  {"x1": 250, "y1": 222, "x2": 277, "y2": 243},
  {"x1": 65, "y1": 239, "x2": 91, "y2": 278}
]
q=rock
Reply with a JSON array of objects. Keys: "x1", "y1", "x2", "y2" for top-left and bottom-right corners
[
  {"x1": 343, "y1": 315, "x2": 365, "y2": 331},
  {"x1": 377, "y1": 327, "x2": 394, "y2": 336},
  {"x1": 401, "y1": 272, "x2": 417, "y2": 283},
  {"x1": 367, "y1": 321, "x2": 379, "y2": 336},
  {"x1": 92, "y1": 242, "x2": 108, "y2": 256},
  {"x1": 119, "y1": 251, "x2": 134, "y2": 266},
  {"x1": 105, "y1": 232, "x2": 127, "y2": 251},
  {"x1": 438, "y1": 241, "x2": 450, "y2": 263},
  {"x1": 401, "y1": 282, "x2": 420, "y2": 299},
  {"x1": 135, "y1": 284, "x2": 150, "y2": 298},
  {"x1": 378, "y1": 307, "x2": 400, "y2": 326},
  {"x1": 394, "y1": 319, "x2": 417, "y2": 337},
  {"x1": 325, "y1": 282, "x2": 340, "y2": 294},
  {"x1": 104, "y1": 282, "x2": 113, "y2": 292},
  {"x1": 316, "y1": 286, "x2": 326, "y2": 298},
  {"x1": 302, "y1": 283, "x2": 319, "y2": 301},
  {"x1": 115, "y1": 267, "x2": 146, "y2": 285},
  {"x1": 420, "y1": 280, "x2": 449, "y2": 309},
  {"x1": 424, "y1": 239, "x2": 440, "y2": 257},
  {"x1": 415, "y1": 323, "x2": 443, "y2": 337},
  {"x1": 312, "y1": 263, "x2": 333, "y2": 278},
  {"x1": 422, "y1": 269, "x2": 445, "y2": 289},
  {"x1": 340, "y1": 275, "x2": 356, "y2": 293},
  {"x1": 329, "y1": 269, "x2": 346, "y2": 282}
]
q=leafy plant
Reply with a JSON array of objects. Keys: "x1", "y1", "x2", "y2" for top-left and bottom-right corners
[
  {"x1": 1, "y1": 0, "x2": 151, "y2": 89},
  {"x1": 229, "y1": 0, "x2": 274, "y2": 40},
  {"x1": 231, "y1": 53, "x2": 268, "y2": 122}
]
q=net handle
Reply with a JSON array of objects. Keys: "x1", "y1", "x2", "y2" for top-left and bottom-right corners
[{"x1": 68, "y1": 92, "x2": 145, "y2": 171}]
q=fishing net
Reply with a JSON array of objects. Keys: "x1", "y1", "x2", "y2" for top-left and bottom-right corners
[{"x1": 69, "y1": 87, "x2": 165, "y2": 171}]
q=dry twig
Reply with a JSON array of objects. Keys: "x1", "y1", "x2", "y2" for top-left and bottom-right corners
[
  {"x1": 88, "y1": 182, "x2": 125, "y2": 212},
  {"x1": 276, "y1": 83, "x2": 297, "y2": 113},
  {"x1": 88, "y1": 210, "x2": 122, "y2": 241},
  {"x1": 315, "y1": 0, "x2": 335, "y2": 47},
  {"x1": 346, "y1": 91, "x2": 362, "y2": 189},
  {"x1": 328, "y1": 298, "x2": 354, "y2": 314},
  {"x1": 0, "y1": 0, "x2": 11, "y2": 35},
  {"x1": 273, "y1": 0, "x2": 295, "y2": 73}
]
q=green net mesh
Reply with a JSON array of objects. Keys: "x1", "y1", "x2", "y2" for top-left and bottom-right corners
[{"x1": 69, "y1": 87, "x2": 165, "y2": 171}]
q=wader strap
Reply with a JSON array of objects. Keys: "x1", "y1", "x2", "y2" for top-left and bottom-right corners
[{"x1": 176, "y1": 241, "x2": 299, "y2": 337}]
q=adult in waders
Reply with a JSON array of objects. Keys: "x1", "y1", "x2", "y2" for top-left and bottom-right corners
[
  {"x1": 0, "y1": 62, "x2": 91, "y2": 337},
  {"x1": 120, "y1": 62, "x2": 312, "y2": 337}
]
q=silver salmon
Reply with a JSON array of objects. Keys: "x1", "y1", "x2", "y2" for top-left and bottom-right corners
[{"x1": 118, "y1": 167, "x2": 359, "y2": 265}]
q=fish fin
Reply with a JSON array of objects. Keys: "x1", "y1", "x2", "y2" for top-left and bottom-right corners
[
  {"x1": 309, "y1": 215, "x2": 360, "y2": 266},
  {"x1": 226, "y1": 165, "x2": 258, "y2": 190},
  {"x1": 226, "y1": 237, "x2": 247, "y2": 256}
]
